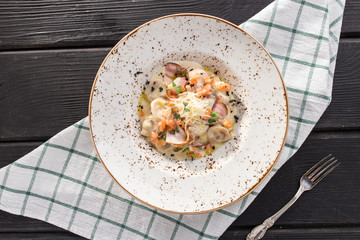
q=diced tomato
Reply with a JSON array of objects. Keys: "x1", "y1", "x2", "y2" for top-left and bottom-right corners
[
  {"x1": 157, "y1": 139, "x2": 166, "y2": 147},
  {"x1": 150, "y1": 131, "x2": 158, "y2": 142},
  {"x1": 157, "y1": 120, "x2": 166, "y2": 132},
  {"x1": 167, "y1": 100, "x2": 175, "y2": 107},
  {"x1": 166, "y1": 119, "x2": 176, "y2": 130},
  {"x1": 223, "y1": 120, "x2": 232, "y2": 128}
]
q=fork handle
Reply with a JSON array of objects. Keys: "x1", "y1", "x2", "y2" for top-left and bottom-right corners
[{"x1": 246, "y1": 186, "x2": 305, "y2": 240}]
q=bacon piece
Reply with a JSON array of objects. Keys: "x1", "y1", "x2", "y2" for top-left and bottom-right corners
[
  {"x1": 212, "y1": 101, "x2": 228, "y2": 118},
  {"x1": 166, "y1": 127, "x2": 189, "y2": 146}
]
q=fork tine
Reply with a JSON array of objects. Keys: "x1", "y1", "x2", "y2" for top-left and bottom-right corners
[
  {"x1": 304, "y1": 154, "x2": 332, "y2": 177},
  {"x1": 311, "y1": 158, "x2": 337, "y2": 181},
  {"x1": 308, "y1": 157, "x2": 336, "y2": 179},
  {"x1": 312, "y1": 162, "x2": 340, "y2": 187}
]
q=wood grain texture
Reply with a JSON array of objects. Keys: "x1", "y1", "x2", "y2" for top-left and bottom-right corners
[
  {"x1": 0, "y1": 0, "x2": 271, "y2": 50},
  {"x1": 0, "y1": 131, "x2": 359, "y2": 234},
  {"x1": 0, "y1": 48, "x2": 109, "y2": 140},
  {"x1": 0, "y1": 232, "x2": 83, "y2": 239},
  {"x1": 1, "y1": 40, "x2": 359, "y2": 140},
  {"x1": 234, "y1": 131, "x2": 360, "y2": 227},
  {"x1": 0, "y1": 0, "x2": 358, "y2": 50},
  {"x1": 0, "y1": 227, "x2": 358, "y2": 240},
  {"x1": 220, "y1": 227, "x2": 360, "y2": 240},
  {"x1": 316, "y1": 39, "x2": 360, "y2": 130}
]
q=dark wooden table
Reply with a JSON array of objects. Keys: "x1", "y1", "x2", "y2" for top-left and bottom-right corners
[{"x1": 1, "y1": 1, "x2": 359, "y2": 239}]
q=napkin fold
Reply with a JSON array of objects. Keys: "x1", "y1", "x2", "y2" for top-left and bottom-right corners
[{"x1": 0, "y1": 0, "x2": 345, "y2": 239}]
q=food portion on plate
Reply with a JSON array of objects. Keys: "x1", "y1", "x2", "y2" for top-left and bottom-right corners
[{"x1": 138, "y1": 61, "x2": 239, "y2": 160}]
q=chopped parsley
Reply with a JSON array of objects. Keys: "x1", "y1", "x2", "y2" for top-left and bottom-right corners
[
  {"x1": 167, "y1": 82, "x2": 182, "y2": 94},
  {"x1": 182, "y1": 147, "x2": 189, "y2": 152},
  {"x1": 208, "y1": 118, "x2": 217, "y2": 123},
  {"x1": 182, "y1": 72, "x2": 187, "y2": 77},
  {"x1": 183, "y1": 102, "x2": 189, "y2": 106},
  {"x1": 169, "y1": 130, "x2": 175, "y2": 135},
  {"x1": 158, "y1": 133, "x2": 165, "y2": 140},
  {"x1": 189, "y1": 153, "x2": 196, "y2": 159},
  {"x1": 184, "y1": 108, "x2": 190, "y2": 112},
  {"x1": 175, "y1": 114, "x2": 180, "y2": 119},
  {"x1": 211, "y1": 112, "x2": 219, "y2": 117},
  {"x1": 229, "y1": 99, "x2": 236, "y2": 103},
  {"x1": 175, "y1": 126, "x2": 180, "y2": 133}
]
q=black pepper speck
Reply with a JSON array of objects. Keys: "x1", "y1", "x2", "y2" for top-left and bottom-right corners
[{"x1": 234, "y1": 115, "x2": 239, "y2": 122}]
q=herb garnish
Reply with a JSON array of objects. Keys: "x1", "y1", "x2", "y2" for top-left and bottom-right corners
[
  {"x1": 211, "y1": 112, "x2": 219, "y2": 117},
  {"x1": 184, "y1": 108, "x2": 190, "y2": 112},
  {"x1": 167, "y1": 82, "x2": 182, "y2": 94},
  {"x1": 182, "y1": 147, "x2": 189, "y2": 152},
  {"x1": 208, "y1": 111, "x2": 220, "y2": 123},
  {"x1": 208, "y1": 118, "x2": 217, "y2": 123}
]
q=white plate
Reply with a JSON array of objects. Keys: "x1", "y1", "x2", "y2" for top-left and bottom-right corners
[{"x1": 89, "y1": 14, "x2": 288, "y2": 213}]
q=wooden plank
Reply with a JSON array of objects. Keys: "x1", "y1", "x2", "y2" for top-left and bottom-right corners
[
  {"x1": 316, "y1": 39, "x2": 360, "y2": 130},
  {"x1": 0, "y1": 0, "x2": 358, "y2": 50},
  {"x1": 0, "y1": 210, "x2": 65, "y2": 233},
  {"x1": 233, "y1": 131, "x2": 360, "y2": 227},
  {"x1": 0, "y1": 227, "x2": 358, "y2": 240},
  {"x1": 0, "y1": 131, "x2": 359, "y2": 232},
  {"x1": 0, "y1": 232, "x2": 84, "y2": 239},
  {"x1": 220, "y1": 227, "x2": 360, "y2": 240},
  {"x1": 0, "y1": 142, "x2": 42, "y2": 166},
  {"x1": 0, "y1": 0, "x2": 271, "y2": 50},
  {"x1": 1, "y1": 40, "x2": 360, "y2": 140},
  {"x1": 0, "y1": 48, "x2": 109, "y2": 140}
]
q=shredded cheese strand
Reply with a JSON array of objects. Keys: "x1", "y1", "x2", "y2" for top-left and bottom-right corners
[{"x1": 171, "y1": 92, "x2": 209, "y2": 126}]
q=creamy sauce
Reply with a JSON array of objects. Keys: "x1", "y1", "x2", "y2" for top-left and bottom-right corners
[{"x1": 139, "y1": 61, "x2": 239, "y2": 160}]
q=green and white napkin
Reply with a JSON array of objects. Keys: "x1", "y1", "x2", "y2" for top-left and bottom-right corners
[{"x1": 0, "y1": 0, "x2": 345, "y2": 239}]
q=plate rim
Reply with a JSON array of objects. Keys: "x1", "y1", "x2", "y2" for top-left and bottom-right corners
[{"x1": 88, "y1": 13, "x2": 289, "y2": 214}]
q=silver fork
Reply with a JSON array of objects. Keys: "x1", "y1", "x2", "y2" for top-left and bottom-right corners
[{"x1": 246, "y1": 154, "x2": 339, "y2": 240}]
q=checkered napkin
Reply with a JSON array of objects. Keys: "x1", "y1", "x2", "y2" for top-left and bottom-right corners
[{"x1": 0, "y1": 0, "x2": 345, "y2": 239}]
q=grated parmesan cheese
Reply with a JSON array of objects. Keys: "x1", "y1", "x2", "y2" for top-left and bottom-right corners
[{"x1": 172, "y1": 92, "x2": 210, "y2": 126}]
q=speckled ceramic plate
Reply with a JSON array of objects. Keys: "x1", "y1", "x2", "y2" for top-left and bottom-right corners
[{"x1": 89, "y1": 14, "x2": 288, "y2": 213}]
